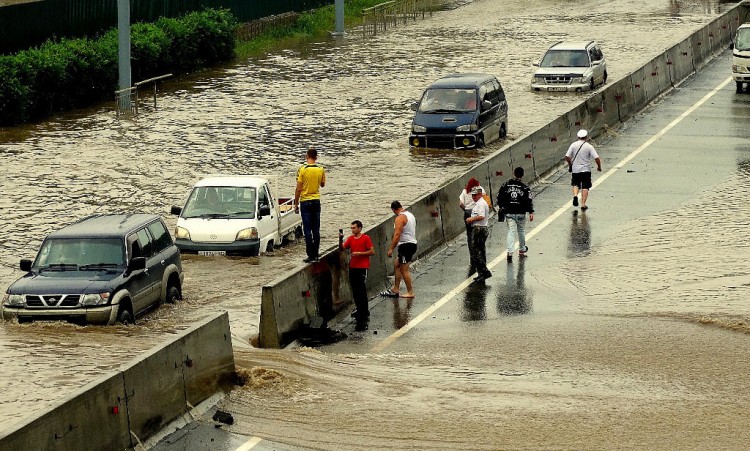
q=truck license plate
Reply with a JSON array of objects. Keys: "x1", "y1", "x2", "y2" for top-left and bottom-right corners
[{"x1": 198, "y1": 250, "x2": 226, "y2": 256}]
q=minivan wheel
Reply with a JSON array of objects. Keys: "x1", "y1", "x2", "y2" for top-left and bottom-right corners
[
  {"x1": 476, "y1": 135, "x2": 485, "y2": 149},
  {"x1": 589, "y1": 78, "x2": 595, "y2": 90},
  {"x1": 166, "y1": 284, "x2": 181, "y2": 304},
  {"x1": 116, "y1": 305, "x2": 134, "y2": 325}
]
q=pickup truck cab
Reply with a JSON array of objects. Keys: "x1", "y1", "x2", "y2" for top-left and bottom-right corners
[
  {"x1": 732, "y1": 24, "x2": 750, "y2": 92},
  {"x1": 170, "y1": 176, "x2": 302, "y2": 256}
]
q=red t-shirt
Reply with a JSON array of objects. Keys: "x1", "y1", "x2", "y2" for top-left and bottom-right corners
[{"x1": 343, "y1": 234, "x2": 373, "y2": 269}]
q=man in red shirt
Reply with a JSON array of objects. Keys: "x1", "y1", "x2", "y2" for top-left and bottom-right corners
[{"x1": 341, "y1": 220, "x2": 375, "y2": 331}]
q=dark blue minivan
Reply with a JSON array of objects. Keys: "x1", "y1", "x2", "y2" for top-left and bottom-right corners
[{"x1": 409, "y1": 73, "x2": 508, "y2": 150}]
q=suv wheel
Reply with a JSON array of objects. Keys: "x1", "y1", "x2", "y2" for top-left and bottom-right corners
[
  {"x1": 589, "y1": 77, "x2": 595, "y2": 91},
  {"x1": 116, "y1": 304, "x2": 134, "y2": 325},
  {"x1": 166, "y1": 284, "x2": 181, "y2": 304},
  {"x1": 737, "y1": 81, "x2": 744, "y2": 93}
]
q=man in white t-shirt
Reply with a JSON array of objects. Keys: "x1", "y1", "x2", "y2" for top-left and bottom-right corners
[
  {"x1": 466, "y1": 186, "x2": 492, "y2": 283},
  {"x1": 565, "y1": 129, "x2": 602, "y2": 211}
]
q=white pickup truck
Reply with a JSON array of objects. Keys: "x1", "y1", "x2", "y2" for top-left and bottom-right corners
[
  {"x1": 170, "y1": 176, "x2": 302, "y2": 256},
  {"x1": 733, "y1": 23, "x2": 750, "y2": 93}
]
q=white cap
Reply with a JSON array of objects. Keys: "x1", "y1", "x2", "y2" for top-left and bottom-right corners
[
  {"x1": 470, "y1": 186, "x2": 482, "y2": 195},
  {"x1": 577, "y1": 129, "x2": 588, "y2": 139}
]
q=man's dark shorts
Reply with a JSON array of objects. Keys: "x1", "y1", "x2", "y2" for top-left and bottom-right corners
[
  {"x1": 571, "y1": 171, "x2": 593, "y2": 189},
  {"x1": 397, "y1": 242, "x2": 417, "y2": 264}
]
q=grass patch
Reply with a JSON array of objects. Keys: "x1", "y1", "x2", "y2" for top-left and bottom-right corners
[{"x1": 235, "y1": 0, "x2": 385, "y2": 58}]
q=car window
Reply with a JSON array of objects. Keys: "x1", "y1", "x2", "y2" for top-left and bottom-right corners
[
  {"x1": 493, "y1": 79, "x2": 505, "y2": 101},
  {"x1": 258, "y1": 185, "x2": 269, "y2": 208},
  {"x1": 136, "y1": 228, "x2": 153, "y2": 258},
  {"x1": 481, "y1": 82, "x2": 498, "y2": 109},
  {"x1": 147, "y1": 220, "x2": 172, "y2": 253},
  {"x1": 588, "y1": 48, "x2": 597, "y2": 63}
]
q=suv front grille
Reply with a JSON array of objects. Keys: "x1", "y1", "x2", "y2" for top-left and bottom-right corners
[
  {"x1": 25, "y1": 294, "x2": 82, "y2": 308},
  {"x1": 543, "y1": 76, "x2": 572, "y2": 84}
]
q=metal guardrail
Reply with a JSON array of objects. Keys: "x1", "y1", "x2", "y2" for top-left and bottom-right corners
[
  {"x1": 115, "y1": 73, "x2": 172, "y2": 118},
  {"x1": 362, "y1": 0, "x2": 440, "y2": 37}
]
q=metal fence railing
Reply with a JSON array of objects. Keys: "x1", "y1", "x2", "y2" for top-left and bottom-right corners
[
  {"x1": 362, "y1": 0, "x2": 441, "y2": 37},
  {"x1": 115, "y1": 73, "x2": 172, "y2": 118}
]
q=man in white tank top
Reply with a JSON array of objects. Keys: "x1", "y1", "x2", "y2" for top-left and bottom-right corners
[{"x1": 382, "y1": 200, "x2": 417, "y2": 299}]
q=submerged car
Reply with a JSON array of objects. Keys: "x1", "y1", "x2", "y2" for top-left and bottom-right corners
[
  {"x1": 1, "y1": 214, "x2": 183, "y2": 325},
  {"x1": 409, "y1": 73, "x2": 508, "y2": 150},
  {"x1": 531, "y1": 41, "x2": 607, "y2": 92}
]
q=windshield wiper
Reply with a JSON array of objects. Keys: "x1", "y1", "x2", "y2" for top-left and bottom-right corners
[
  {"x1": 39, "y1": 263, "x2": 79, "y2": 272},
  {"x1": 197, "y1": 213, "x2": 229, "y2": 219},
  {"x1": 428, "y1": 108, "x2": 462, "y2": 114},
  {"x1": 225, "y1": 211, "x2": 255, "y2": 217},
  {"x1": 79, "y1": 263, "x2": 121, "y2": 271}
]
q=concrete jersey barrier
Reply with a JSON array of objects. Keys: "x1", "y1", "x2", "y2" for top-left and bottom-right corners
[
  {"x1": 257, "y1": 3, "x2": 749, "y2": 349},
  {"x1": 0, "y1": 312, "x2": 235, "y2": 450}
]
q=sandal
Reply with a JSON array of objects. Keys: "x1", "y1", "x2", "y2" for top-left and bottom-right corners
[{"x1": 380, "y1": 289, "x2": 399, "y2": 298}]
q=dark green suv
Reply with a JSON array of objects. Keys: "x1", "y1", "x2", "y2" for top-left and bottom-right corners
[{"x1": 1, "y1": 214, "x2": 183, "y2": 325}]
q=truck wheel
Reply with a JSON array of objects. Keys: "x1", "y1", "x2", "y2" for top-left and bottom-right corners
[
  {"x1": 166, "y1": 284, "x2": 181, "y2": 304},
  {"x1": 266, "y1": 240, "x2": 275, "y2": 253},
  {"x1": 116, "y1": 304, "x2": 134, "y2": 325},
  {"x1": 737, "y1": 81, "x2": 744, "y2": 93},
  {"x1": 294, "y1": 226, "x2": 303, "y2": 239}
]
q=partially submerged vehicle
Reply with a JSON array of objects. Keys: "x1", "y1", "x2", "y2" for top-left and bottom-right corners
[
  {"x1": 171, "y1": 176, "x2": 302, "y2": 256},
  {"x1": 409, "y1": 73, "x2": 508, "y2": 150},
  {"x1": 2, "y1": 214, "x2": 183, "y2": 325},
  {"x1": 732, "y1": 23, "x2": 750, "y2": 92},
  {"x1": 531, "y1": 41, "x2": 607, "y2": 92}
]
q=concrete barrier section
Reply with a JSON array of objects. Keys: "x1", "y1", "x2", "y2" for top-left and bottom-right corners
[
  {"x1": 0, "y1": 312, "x2": 233, "y2": 450},
  {"x1": 666, "y1": 38, "x2": 696, "y2": 86},
  {"x1": 362, "y1": 219, "x2": 393, "y2": 295},
  {"x1": 534, "y1": 116, "x2": 570, "y2": 176},
  {"x1": 691, "y1": 25, "x2": 712, "y2": 70},
  {"x1": 179, "y1": 314, "x2": 235, "y2": 409},
  {"x1": 507, "y1": 136, "x2": 536, "y2": 182},
  {"x1": 628, "y1": 67, "x2": 650, "y2": 113},
  {"x1": 485, "y1": 144, "x2": 514, "y2": 192},
  {"x1": 405, "y1": 190, "x2": 445, "y2": 259},
  {"x1": 607, "y1": 75, "x2": 636, "y2": 124},
  {"x1": 0, "y1": 372, "x2": 129, "y2": 450}
]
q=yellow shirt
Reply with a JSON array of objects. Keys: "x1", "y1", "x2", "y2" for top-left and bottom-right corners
[{"x1": 296, "y1": 163, "x2": 325, "y2": 202}]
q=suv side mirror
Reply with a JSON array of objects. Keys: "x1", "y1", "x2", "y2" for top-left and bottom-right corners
[
  {"x1": 258, "y1": 205, "x2": 271, "y2": 217},
  {"x1": 127, "y1": 257, "x2": 146, "y2": 274},
  {"x1": 170, "y1": 205, "x2": 182, "y2": 215},
  {"x1": 20, "y1": 259, "x2": 32, "y2": 272},
  {"x1": 481, "y1": 100, "x2": 493, "y2": 110}
]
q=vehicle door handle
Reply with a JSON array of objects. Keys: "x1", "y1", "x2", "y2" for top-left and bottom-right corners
[{"x1": 161, "y1": 259, "x2": 165, "y2": 265}]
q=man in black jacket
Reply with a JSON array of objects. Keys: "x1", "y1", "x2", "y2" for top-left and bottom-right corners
[{"x1": 497, "y1": 167, "x2": 534, "y2": 262}]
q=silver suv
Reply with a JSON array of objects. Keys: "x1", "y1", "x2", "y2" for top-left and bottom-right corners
[{"x1": 531, "y1": 41, "x2": 607, "y2": 92}]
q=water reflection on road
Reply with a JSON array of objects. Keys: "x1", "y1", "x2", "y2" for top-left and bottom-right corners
[{"x1": 0, "y1": 0, "x2": 736, "y2": 428}]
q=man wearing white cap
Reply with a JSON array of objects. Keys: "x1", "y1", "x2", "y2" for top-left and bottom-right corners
[
  {"x1": 466, "y1": 186, "x2": 492, "y2": 282},
  {"x1": 565, "y1": 129, "x2": 602, "y2": 211}
]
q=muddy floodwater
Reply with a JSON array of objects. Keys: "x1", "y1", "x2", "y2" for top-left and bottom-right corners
[{"x1": 0, "y1": 0, "x2": 740, "y2": 430}]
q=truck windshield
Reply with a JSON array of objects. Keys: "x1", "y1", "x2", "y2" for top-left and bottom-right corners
[
  {"x1": 540, "y1": 50, "x2": 589, "y2": 68},
  {"x1": 182, "y1": 186, "x2": 257, "y2": 219},
  {"x1": 418, "y1": 88, "x2": 477, "y2": 113},
  {"x1": 736, "y1": 28, "x2": 750, "y2": 51},
  {"x1": 34, "y1": 238, "x2": 125, "y2": 270}
]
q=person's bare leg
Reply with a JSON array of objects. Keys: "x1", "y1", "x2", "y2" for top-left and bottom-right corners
[
  {"x1": 391, "y1": 257, "x2": 402, "y2": 294},
  {"x1": 402, "y1": 263, "x2": 414, "y2": 297},
  {"x1": 581, "y1": 188, "x2": 589, "y2": 208}
]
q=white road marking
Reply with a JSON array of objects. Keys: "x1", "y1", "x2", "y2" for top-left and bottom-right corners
[
  {"x1": 235, "y1": 436, "x2": 263, "y2": 451},
  {"x1": 370, "y1": 76, "x2": 733, "y2": 353}
]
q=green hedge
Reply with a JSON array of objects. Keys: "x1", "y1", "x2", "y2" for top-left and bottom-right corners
[{"x1": 0, "y1": 8, "x2": 236, "y2": 126}]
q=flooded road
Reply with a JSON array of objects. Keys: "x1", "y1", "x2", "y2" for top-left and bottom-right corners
[{"x1": 0, "y1": 0, "x2": 740, "y2": 430}]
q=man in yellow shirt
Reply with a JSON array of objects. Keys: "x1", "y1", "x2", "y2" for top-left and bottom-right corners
[{"x1": 294, "y1": 147, "x2": 326, "y2": 263}]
